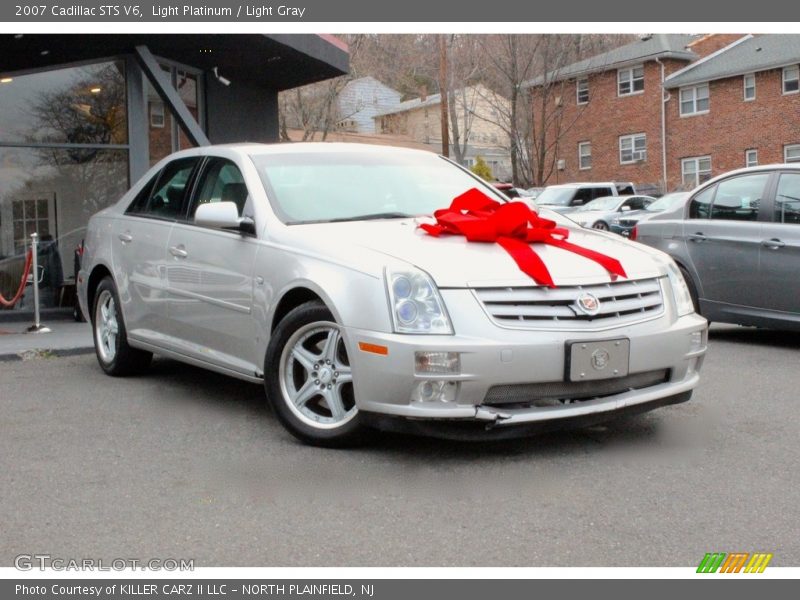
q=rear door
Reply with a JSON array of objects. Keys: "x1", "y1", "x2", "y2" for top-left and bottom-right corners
[
  {"x1": 758, "y1": 171, "x2": 800, "y2": 314},
  {"x1": 113, "y1": 157, "x2": 200, "y2": 341},
  {"x1": 163, "y1": 156, "x2": 260, "y2": 374},
  {"x1": 683, "y1": 172, "x2": 771, "y2": 309}
]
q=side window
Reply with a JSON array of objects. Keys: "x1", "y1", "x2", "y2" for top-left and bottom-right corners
[
  {"x1": 710, "y1": 173, "x2": 769, "y2": 221},
  {"x1": 623, "y1": 197, "x2": 645, "y2": 211},
  {"x1": 775, "y1": 173, "x2": 800, "y2": 225},
  {"x1": 591, "y1": 187, "x2": 613, "y2": 200},
  {"x1": 144, "y1": 158, "x2": 199, "y2": 220},
  {"x1": 689, "y1": 186, "x2": 715, "y2": 219},
  {"x1": 190, "y1": 158, "x2": 250, "y2": 219},
  {"x1": 126, "y1": 174, "x2": 158, "y2": 214},
  {"x1": 572, "y1": 188, "x2": 593, "y2": 204}
]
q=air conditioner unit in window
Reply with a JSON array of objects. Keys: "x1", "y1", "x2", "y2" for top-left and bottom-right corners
[
  {"x1": 557, "y1": 159, "x2": 566, "y2": 170},
  {"x1": 632, "y1": 151, "x2": 646, "y2": 162},
  {"x1": 554, "y1": 96, "x2": 563, "y2": 107}
]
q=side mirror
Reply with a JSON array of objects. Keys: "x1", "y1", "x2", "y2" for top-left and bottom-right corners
[
  {"x1": 195, "y1": 201, "x2": 255, "y2": 234},
  {"x1": 620, "y1": 205, "x2": 632, "y2": 212}
]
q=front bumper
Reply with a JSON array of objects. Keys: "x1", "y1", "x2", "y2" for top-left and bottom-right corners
[{"x1": 345, "y1": 291, "x2": 707, "y2": 433}]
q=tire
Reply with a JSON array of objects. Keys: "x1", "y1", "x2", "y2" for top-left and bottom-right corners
[
  {"x1": 265, "y1": 301, "x2": 370, "y2": 447},
  {"x1": 92, "y1": 277, "x2": 152, "y2": 376},
  {"x1": 592, "y1": 221, "x2": 610, "y2": 231},
  {"x1": 678, "y1": 265, "x2": 701, "y2": 315}
]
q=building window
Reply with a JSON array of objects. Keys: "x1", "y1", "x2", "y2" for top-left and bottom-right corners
[
  {"x1": 619, "y1": 133, "x2": 646, "y2": 164},
  {"x1": 618, "y1": 65, "x2": 644, "y2": 96},
  {"x1": 783, "y1": 65, "x2": 799, "y2": 94},
  {"x1": 680, "y1": 84, "x2": 710, "y2": 116},
  {"x1": 576, "y1": 78, "x2": 589, "y2": 104},
  {"x1": 786, "y1": 144, "x2": 800, "y2": 163},
  {"x1": 578, "y1": 141, "x2": 591, "y2": 170},
  {"x1": 682, "y1": 156, "x2": 712, "y2": 188},
  {"x1": 745, "y1": 149, "x2": 758, "y2": 168},
  {"x1": 743, "y1": 74, "x2": 756, "y2": 101},
  {"x1": 149, "y1": 101, "x2": 165, "y2": 128}
]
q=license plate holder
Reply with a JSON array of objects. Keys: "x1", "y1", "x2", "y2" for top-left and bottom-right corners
[{"x1": 566, "y1": 338, "x2": 630, "y2": 382}]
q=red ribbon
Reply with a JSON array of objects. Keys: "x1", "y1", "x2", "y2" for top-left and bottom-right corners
[{"x1": 419, "y1": 188, "x2": 627, "y2": 287}]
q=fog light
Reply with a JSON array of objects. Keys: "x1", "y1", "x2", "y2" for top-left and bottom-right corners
[
  {"x1": 415, "y1": 351, "x2": 461, "y2": 374},
  {"x1": 690, "y1": 330, "x2": 706, "y2": 353},
  {"x1": 412, "y1": 380, "x2": 459, "y2": 403}
]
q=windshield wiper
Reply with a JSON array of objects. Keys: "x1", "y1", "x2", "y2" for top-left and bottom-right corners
[{"x1": 324, "y1": 212, "x2": 416, "y2": 223}]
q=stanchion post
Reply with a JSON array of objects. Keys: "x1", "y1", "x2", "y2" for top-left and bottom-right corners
[{"x1": 26, "y1": 232, "x2": 51, "y2": 334}]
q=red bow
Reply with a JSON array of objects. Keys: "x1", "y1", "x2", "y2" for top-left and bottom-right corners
[{"x1": 419, "y1": 188, "x2": 627, "y2": 287}]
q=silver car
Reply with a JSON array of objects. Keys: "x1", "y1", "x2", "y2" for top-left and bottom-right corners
[
  {"x1": 635, "y1": 165, "x2": 800, "y2": 330},
  {"x1": 566, "y1": 195, "x2": 656, "y2": 231},
  {"x1": 77, "y1": 144, "x2": 707, "y2": 446}
]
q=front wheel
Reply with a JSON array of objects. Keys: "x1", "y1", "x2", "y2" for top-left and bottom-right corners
[
  {"x1": 592, "y1": 221, "x2": 610, "y2": 231},
  {"x1": 265, "y1": 301, "x2": 370, "y2": 447}
]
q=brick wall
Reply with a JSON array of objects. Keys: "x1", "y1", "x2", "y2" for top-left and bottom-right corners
[
  {"x1": 666, "y1": 68, "x2": 800, "y2": 190},
  {"x1": 534, "y1": 59, "x2": 688, "y2": 193}
]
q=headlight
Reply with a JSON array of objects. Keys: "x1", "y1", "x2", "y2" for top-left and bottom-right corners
[
  {"x1": 665, "y1": 260, "x2": 695, "y2": 317},
  {"x1": 611, "y1": 217, "x2": 621, "y2": 225},
  {"x1": 385, "y1": 266, "x2": 453, "y2": 334}
]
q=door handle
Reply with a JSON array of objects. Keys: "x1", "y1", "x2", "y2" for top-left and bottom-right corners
[
  {"x1": 761, "y1": 238, "x2": 786, "y2": 249},
  {"x1": 118, "y1": 233, "x2": 133, "y2": 243},
  {"x1": 688, "y1": 233, "x2": 708, "y2": 242},
  {"x1": 169, "y1": 245, "x2": 188, "y2": 258}
]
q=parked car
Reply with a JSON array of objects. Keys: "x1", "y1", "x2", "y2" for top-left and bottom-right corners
[
  {"x1": 78, "y1": 144, "x2": 706, "y2": 446},
  {"x1": 525, "y1": 187, "x2": 545, "y2": 200},
  {"x1": 635, "y1": 165, "x2": 800, "y2": 330},
  {"x1": 610, "y1": 192, "x2": 690, "y2": 237},
  {"x1": 565, "y1": 195, "x2": 656, "y2": 230},
  {"x1": 491, "y1": 182, "x2": 524, "y2": 199},
  {"x1": 535, "y1": 181, "x2": 637, "y2": 213}
]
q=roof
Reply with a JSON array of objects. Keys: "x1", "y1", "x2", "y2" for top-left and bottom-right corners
[
  {"x1": 372, "y1": 92, "x2": 444, "y2": 117},
  {"x1": 523, "y1": 34, "x2": 697, "y2": 87},
  {"x1": 665, "y1": 34, "x2": 800, "y2": 88}
]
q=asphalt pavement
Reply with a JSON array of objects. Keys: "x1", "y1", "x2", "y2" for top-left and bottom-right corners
[{"x1": 1, "y1": 324, "x2": 798, "y2": 567}]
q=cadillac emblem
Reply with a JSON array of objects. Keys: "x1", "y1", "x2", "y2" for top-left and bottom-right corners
[
  {"x1": 576, "y1": 292, "x2": 601, "y2": 316},
  {"x1": 591, "y1": 348, "x2": 610, "y2": 370}
]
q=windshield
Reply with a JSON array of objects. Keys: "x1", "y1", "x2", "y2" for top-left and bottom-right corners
[
  {"x1": 534, "y1": 188, "x2": 576, "y2": 206},
  {"x1": 646, "y1": 193, "x2": 688, "y2": 212},
  {"x1": 576, "y1": 196, "x2": 619, "y2": 212},
  {"x1": 250, "y1": 151, "x2": 503, "y2": 224}
]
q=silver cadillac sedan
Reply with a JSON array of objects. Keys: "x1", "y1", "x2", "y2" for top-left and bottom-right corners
[{"x1": 77, "y1": 143, "x2": 707, "y2": 446}]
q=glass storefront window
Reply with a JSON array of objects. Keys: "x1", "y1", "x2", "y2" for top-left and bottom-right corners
[
  {"x1": 147, "y1": 66, "x2": 200, "y2": 165},
  {"x1": 0, "y1": 61, "x2": 127, "y2": 145},
  {"x1": 0, "y1": 147, "x2": 128, "y2": 308}
]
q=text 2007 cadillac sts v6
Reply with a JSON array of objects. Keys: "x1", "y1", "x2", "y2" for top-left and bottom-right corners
[{"x1": 78, "y1": 144, "x2": 707, "y2": 446}]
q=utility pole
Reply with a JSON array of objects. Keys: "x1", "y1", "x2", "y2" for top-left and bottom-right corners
[{"x1": 438, "y1": 34, "x2": 450, "y2": 157}]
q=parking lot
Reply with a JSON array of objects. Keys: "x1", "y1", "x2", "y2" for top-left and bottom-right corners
[{"x1": 1, "y1": 323, "x2": 799, "y2": 567}]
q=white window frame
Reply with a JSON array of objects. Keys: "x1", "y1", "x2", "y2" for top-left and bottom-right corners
[
  {"x1": 576, "y1": 77, "x2": 589, "y2": 105},
  {"x1": 785, "y1": 144, "x2": 800, "y2": 163},
  {"x1": 617, "y1": 65, "x2": 645, "y2": 97},
  {"x1": 149, "y1": 101, "x2": 165, "y2": 128},
  {"x1": 783, "y1": 65, "x2": 799, "y2": 95},
  {"x1": 743, "y1": 73, "x2": 756, "y2": 101},
  {"x1": 619, "y1": 133, "x2": 647, "y2": 164},
  {"x1": 679, "y1": 84, "x2": 710, "y2": 116},
  {"x1": 745, "y1": 149, "x2": 758, "y2": 168},
  {"x1": 578, "y1": 141, "x2": 592, "y2": 170},
  {"x1": 681, "y1": 156, "x2": 712, "y2": 188}
]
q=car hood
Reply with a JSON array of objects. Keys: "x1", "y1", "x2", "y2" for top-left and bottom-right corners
[{"x1": 287, "y1": 218, "x2": 665, "y2": 287}]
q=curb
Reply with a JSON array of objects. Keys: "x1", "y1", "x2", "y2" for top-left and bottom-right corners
[{"x1": 0, "y1": 347, "x2": 95, "y2": 362}]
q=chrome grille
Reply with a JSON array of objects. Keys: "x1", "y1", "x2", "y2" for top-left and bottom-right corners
[
  {"x1": 484, "y1": 369, "x2": 670, "y2": 407},
  {"x1": 474, "y1": 278, "x2": 664, "y2": 329}
]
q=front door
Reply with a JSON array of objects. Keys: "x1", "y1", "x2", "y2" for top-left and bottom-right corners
[
  {"x1": 164, "y1": 157, "x2": 260, "y2": 375},
  {"x1": 683, "y1": 172, "x2": 770, "y2": 310}
]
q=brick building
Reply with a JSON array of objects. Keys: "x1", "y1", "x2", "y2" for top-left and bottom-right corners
[{"x1": 525, "y1": 34, "x2": 800, "y2": 194}]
